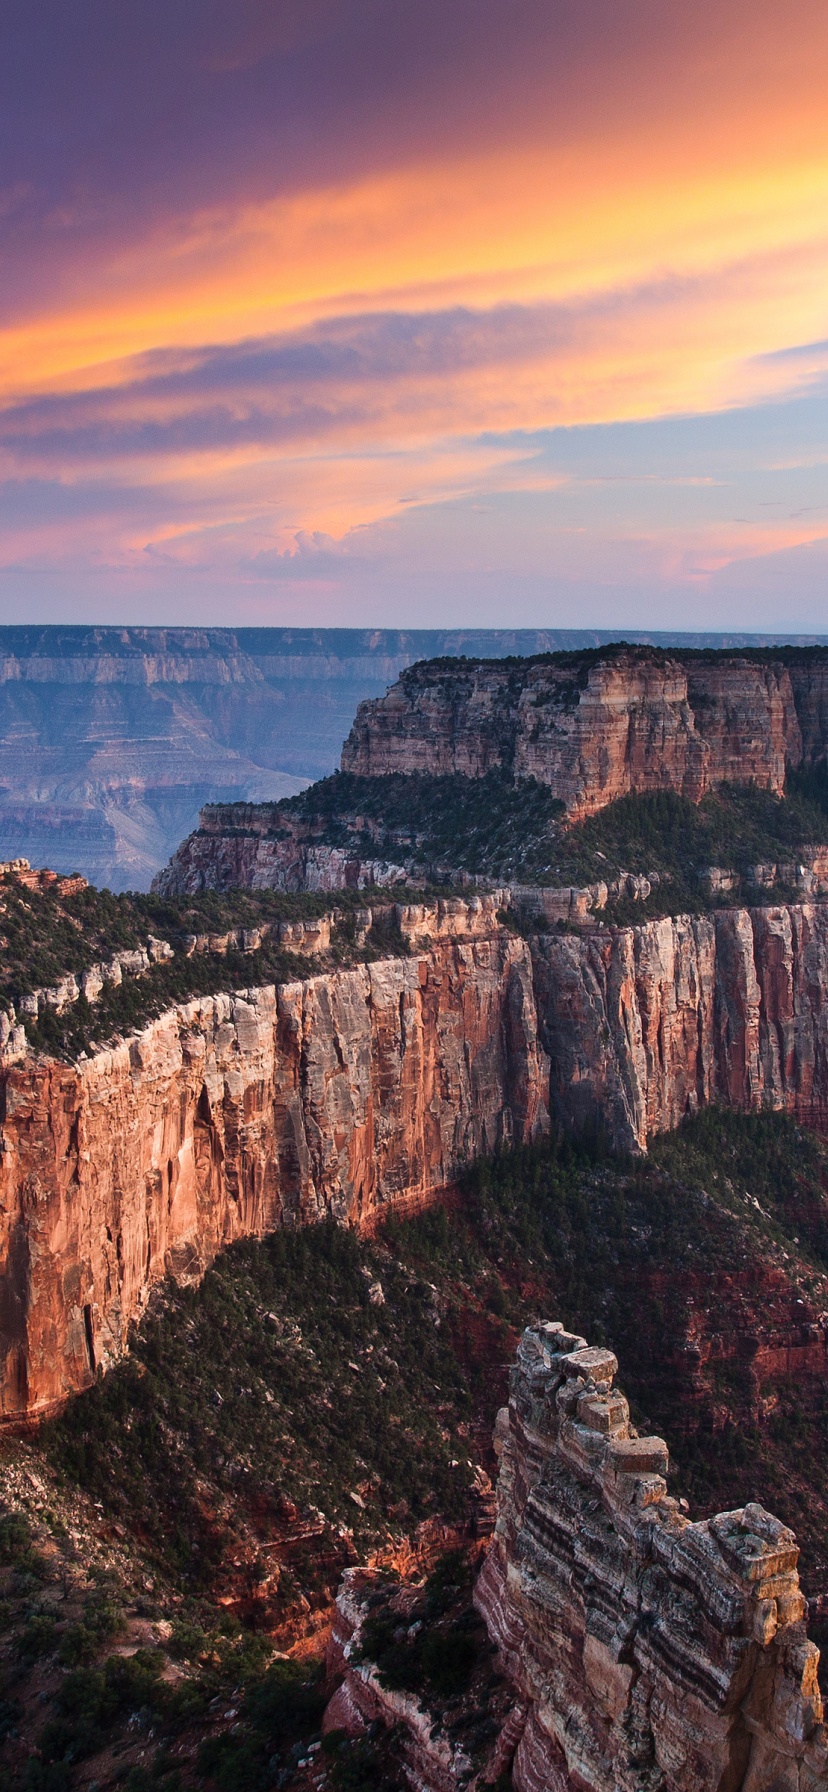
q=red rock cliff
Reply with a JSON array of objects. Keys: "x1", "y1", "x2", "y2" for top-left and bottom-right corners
[
  {"x1": 342, "y1": 649, "x2": 828, "y2": 818},
  {"x1": 533, "y1": 902, "x2": 828, "y2": 1152},
  {"x1": 5, "y1": 897, "x2": 828, "y2": 1422},
  {"x1": 0, "y1": 906, "x2": 547, "y2": 1422},
  {"x1": 475, "y1": 1321, "x2": 827, "y2": 1792}
]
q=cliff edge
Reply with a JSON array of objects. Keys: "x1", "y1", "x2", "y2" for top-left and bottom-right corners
[
  {"x1": 6, "y1": 894, "x2": 828, "y2": 1420},
  {"x1": 473, "y1": 1321, "x2": 827, "y2": 1791},
  {"x1": 0, "y1": 897, "x2": 546, "y2": 1422},
  {"x1": 342, "y1": 647, "x2": 828, "y2": 819}
]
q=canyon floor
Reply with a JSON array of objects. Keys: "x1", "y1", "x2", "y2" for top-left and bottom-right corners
[{"x1": 2, "y1": 1108, "x2": 827, "y2": 1791}]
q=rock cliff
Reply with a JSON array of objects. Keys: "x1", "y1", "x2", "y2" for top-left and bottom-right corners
[
  {"x1": 3, "y1": 626, "x2": 775, "y2": 889},
  {"x1": 534, "y1": 902, "x2": 828, "y2": 1152},
  {"x1": 474, "y1": 1321, "x2": 827, "y2": 1792},
  {"x1": 342, "y1": 649, "x2": 828, "y2": 818},
  {"x1": 0, "y1": 901, "x2": 547, "y2": 1422},
  {"x1": 153, "y1": 802, "x2": 410, "y2": 897},
  {"x1": 6, "y1": 896, "x2": 828, "y2": 1422}
]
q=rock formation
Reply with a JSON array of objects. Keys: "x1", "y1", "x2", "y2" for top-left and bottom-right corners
[
  {"x1": 0, "y1": 899, "x2": 546, "y2": 1422},
  {"x1": 474, "y1": 1321, "x2": 827, "y2": 1792},
  {"x1": 342, "y1": 648, "x2": 828, "y2": 818},
  {"x1": 153, "y1": 802, "x2": 410, "y2": 897},
  {"x1": 325, "y1": 1567, "x2": 482, "y2": 1792},
  {"x1": 3, "y1": 625, "x2": 743, "y2": 889},
  {"x1": 534, "y1": 902, "x2": 828, "y2": 1152},
  {"x1": 6, "y1": 893, "x2": 828, "y2": 1421}
]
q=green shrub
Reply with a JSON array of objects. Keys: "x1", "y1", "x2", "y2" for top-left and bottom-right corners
[
  {"x1": 195, "y1": 1660, "x2": 324, "y2": 1791},
  {"x1": 420, "y1": 1624, "x2": 478, "y2": 1697},
  {"x1": 15, "y1": 1612, "x2": 60, "y2": 1664},
  {"x1": 0, "y1": 1512, "x2": 34, "y2": 1565},
  {"x1": 36, "y1": 1649, "x2": 167, "y2": 1767},
  {"x1": 168, "y1": 1617, "x2": 208, "y2": 1662}
]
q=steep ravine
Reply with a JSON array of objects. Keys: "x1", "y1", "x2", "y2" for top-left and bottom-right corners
[{"x1": 4, "y1": 896, "x2": 828, "y2": 1423}]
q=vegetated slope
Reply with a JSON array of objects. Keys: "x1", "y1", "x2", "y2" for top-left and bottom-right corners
[
  {"x1": 279, "y1": 770, "x2": 566, "y2": 880},
  {"x1": 2, "y1": 1112, "x2": 827, "y2": 1786},
  {"x1": 1, "y1": 626, "x2": 744, "y2": 891},
  {"x1": 252, "y1": 767, "x2": 828, "y2": 913},
  {"x1": 560, "y1": 772, "x2": 828, "y2": 919},
  {"x1": 40, "y1": 1110, "x2": 828, "y2": 1600},
  {"x1": 0, "y1": 875, "x2": 420, "y2": 1059}
]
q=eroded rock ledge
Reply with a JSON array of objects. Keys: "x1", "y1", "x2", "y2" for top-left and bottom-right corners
[
  {"x1": 474, "y1": 1322, "x2": 827, "y2": 1792},
  {"x1": 6, "y1": 895, "x2": 828, "y2": 1420},
  {"x1": 342, "y1": 649, "x2": 828, "y2": 819},
  {"x1": 0, "y1": 898, "x2": 547, "y2": 1422}
]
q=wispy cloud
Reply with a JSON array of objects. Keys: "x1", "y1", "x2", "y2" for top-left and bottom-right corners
[{"x1": 3, "y1": 0, "x2": 828, "y2": 623}]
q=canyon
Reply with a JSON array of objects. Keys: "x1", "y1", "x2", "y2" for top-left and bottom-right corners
[
  {"x1": 0, "y1": 625, "x2": 731, "y2": 891},
  {"x1": 5, "y1": 645, "x2": 828, "y2": 1791},
  {"x1": 331, "y1": 1321, "x2": 826, "y2": 1791},
  {"x1": 0, "y1": 896, "x2": 547, "y2": 1422},
  {"x1": 4, "y1": 893, "x2": 828, "y2": 1422},
  {"x1": 342, "y1": 648, "x2": 828, "y2": 819}
]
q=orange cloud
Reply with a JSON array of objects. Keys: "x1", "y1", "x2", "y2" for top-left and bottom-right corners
[{"x1": 3, "y1": 0, "x2": 828, "y2": 607}]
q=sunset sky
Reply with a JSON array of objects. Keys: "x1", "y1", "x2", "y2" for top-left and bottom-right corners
[{"x1": 3, "y1": 0, "x2": 828, "y2": 629}]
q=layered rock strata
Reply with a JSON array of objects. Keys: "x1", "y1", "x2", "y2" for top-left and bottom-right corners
[
  {"x1": 474, "y1": 1322, "x2": 827, "y2": 1792},
  {"x1": 0, "y1": 902, "x2": 547, "y2": 1421},
  {"x1": 153, "y1": 804, "x2": 409, "y2": 897},
  {"x1": 534, "y1": 902, "x2": 828, "y2": 1152},
  {"x1": 325, "y1": 1569, "x2": 478, "y2": 1792},
  {"x1": 6, "y1": 896, "x2": 828, "y2": 1420},
  {"x1": 342, "y1": 649, "x2": 828, "y2": 818}
]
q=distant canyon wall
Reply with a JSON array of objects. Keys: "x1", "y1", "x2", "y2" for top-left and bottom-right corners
[
  {"x1": 3, "y1": 626, "x2": 755, "y2": 892},
  {"x1": 4, "y1": 897, "x2": 828, "y2": 1420},
  {"x1": 342, "y1": 649, "x2": 828, "y2": 818}
]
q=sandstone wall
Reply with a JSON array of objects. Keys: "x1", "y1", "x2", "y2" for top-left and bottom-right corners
[
  {"x1": 342, "y1": 650, "x2": 828, "y2": 818},
  {"x1": 153, "y1": 804, "x2": 410, "y2": 897},
  {"x1": 532, "y1": 903, "x2": 828, "y2": 1152},
  {"x1": 475, "y1": 1322, "x2": 827, "y2": 1792},
  {"x1": 0, "y1": 916, "x2": 547, "y2": 1422},
  {"x1": 6, "y1": 897, "x2": 828, "y2": 1421}
]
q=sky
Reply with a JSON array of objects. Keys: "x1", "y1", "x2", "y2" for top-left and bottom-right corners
[{"x1": 2, "y1": 0, "x2": 828, "y2": 631}]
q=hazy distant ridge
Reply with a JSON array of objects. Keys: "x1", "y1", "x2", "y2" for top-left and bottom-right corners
[{"x1": 0, "y1": 626, "x2": 825, "y2": 889}]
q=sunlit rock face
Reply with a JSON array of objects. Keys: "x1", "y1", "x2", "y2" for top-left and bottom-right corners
[
  {"x1": 342, "y1": 649, "x2": 828, "y2": 818},
  {"x1": 5, "y1": 894, "x2": 828, "y2": 1423},
  {"x1": 533, "y1": 903, "x2": 828, "y2": 1152},
  {"x1": 152, "y1": 803, "x2": 410, "y2": 897},
  {"x1": 475, "y1": 1322, "x2": 827, "y2": 1792},
  {"x1": 0, "y1": 906, "x2": 547, "y2": 1422}
]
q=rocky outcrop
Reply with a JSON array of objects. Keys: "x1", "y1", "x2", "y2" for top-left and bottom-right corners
[
  {"x1": 475, "y1": 1322, "x2": 827, "y2": 1792},
  {"x1": 533, "y1": 902, "x2": 828, "y2": 1152},
  {"x1": 0, "y1": 903, "x2": 547, "y2": 1422},
  {"x1": 342, "y1": 649, "x2": 828, "y2": 818},
  {"x1": 153, "y1": 803, "x2": 410, "y2": 897},
  {"x1": 325, "y1": 1568, "x2": 479, "y2": 1792},
  {"x1": 0, "y1": 624, "x2": 671, "y2": 890}
]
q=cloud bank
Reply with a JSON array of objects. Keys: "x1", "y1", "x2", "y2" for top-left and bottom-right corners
[{"x1": 2, "y1": 0, "x2": 828, "y2": 625}]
